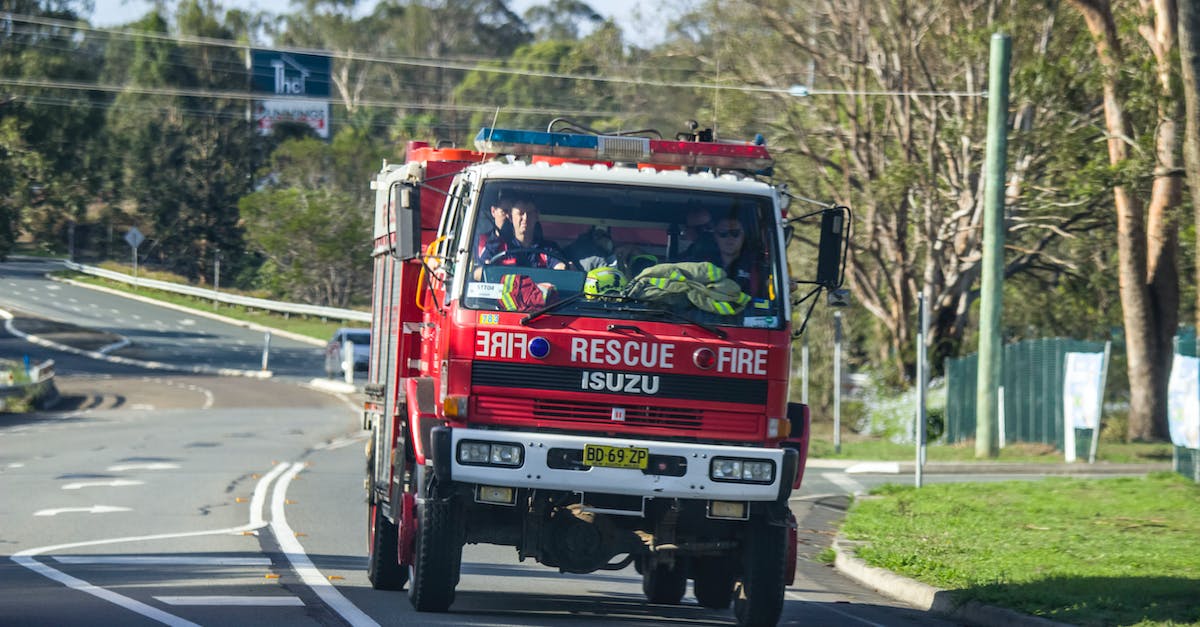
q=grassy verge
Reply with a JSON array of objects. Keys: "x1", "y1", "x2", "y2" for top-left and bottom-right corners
[
  {"x1": 57, "y1": 269, "x2": 361, "y2": 342},
  {"x1": 809, "y1": 437, "x2": 1172, "y2": 465},
  {"x1": 841, "y1": 474, "x2": 1200, "y2": 626}
]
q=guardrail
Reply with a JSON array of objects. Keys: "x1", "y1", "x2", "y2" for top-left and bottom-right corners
[{"x1": 64, "y1": 261, "x2": 371, "y2": 323}]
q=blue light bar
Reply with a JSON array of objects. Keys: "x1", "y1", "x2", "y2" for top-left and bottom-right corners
[{"x1": 475, "y1": 128, "x2": 598, "y2": 154}]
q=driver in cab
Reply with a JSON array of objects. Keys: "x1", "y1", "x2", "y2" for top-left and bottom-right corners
[{"x1": 474, "y1": 197, "x2": 568, "y2": 279}]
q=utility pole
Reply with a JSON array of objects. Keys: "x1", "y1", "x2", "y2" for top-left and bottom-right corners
[
  {"x1": 975, "y1": 33, "x2": 1011, "y2": 459},
  {"x1": 833, "y1": 311, "x2": 843, "y2": 454}
]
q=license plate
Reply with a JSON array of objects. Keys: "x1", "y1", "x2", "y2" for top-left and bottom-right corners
[{"x1": 583, "y1": 444, "x2": 649, "y2": 470}]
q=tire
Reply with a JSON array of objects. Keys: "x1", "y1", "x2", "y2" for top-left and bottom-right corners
[
  {"x1": 693, "y1": 556, "x2": 735, "y2": 609},
  {"x1": 366, "y1": 502, "x2": 408, "y2": 590},
  {"x1": 733, "y1": 523, "x2": 788, "y2": 627},
  {"x1": 407, "y1": 482, "x2": 463, "y2": 612},
  {"x1": 642, "y1": 559, "x2": 687, "y2": 605}
]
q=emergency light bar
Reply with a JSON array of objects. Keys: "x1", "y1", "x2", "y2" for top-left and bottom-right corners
[{"x1": 474, "y1": 127, "x2": 774, "y2": 171}]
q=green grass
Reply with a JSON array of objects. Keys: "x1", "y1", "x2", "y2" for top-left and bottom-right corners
[
  {"x1": 56, "y1": 269, "x2": 361, "y2": 342},
  {"x1": 809, "y1": 437, "x2": 1173, "y2": 465},
  {"x1": 841, "y1": 474, "x2": 1200, "y2": 626}
]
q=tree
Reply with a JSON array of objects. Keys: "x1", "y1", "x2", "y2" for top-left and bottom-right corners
[
  {"x1": 238, "y1": 130, "x2": 386, "y2": 306},
  {"x1": 681, "y1": 0, "x2": 1116, "y2": 383},
  {"x1": 1067, "y1": 0, "x2": 1179, "y2": 441},
  {"x1": 1181, "y1": 0, "x2": 1200, "y2": 333},
  {"x1": 102, "y1": 3, "x2": 257, "y2": 281}
]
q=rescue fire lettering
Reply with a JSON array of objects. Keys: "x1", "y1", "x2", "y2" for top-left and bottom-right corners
[
  {"x1": 580, "y1": 371, "x2": 661, "y2": 395},
  {"x1": 475, "y1": 331, "x2": 528, "y2": 359},
  {"x1": 570, "y1": 338, "x2": 675, "y2": 369}
]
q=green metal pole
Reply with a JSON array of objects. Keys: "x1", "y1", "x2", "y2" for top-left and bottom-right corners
[{"x1": 976, "y1": 33, "x2": 1011, "y2": 459}]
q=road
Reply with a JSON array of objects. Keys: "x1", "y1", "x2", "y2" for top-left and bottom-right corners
[{"x1": 0, "y1": 257, "x2": 960, "y2": 626}]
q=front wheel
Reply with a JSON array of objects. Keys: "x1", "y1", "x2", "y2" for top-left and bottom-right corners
[
  {"x1": 366, "y1": 502, "x2": 408, "y2": 590},
  {"x1": 693, "y1": 556, "x2": 736, "y2": 609},
  {"x1": 407, "y1": 483, "x2": 464, "y2": 612},
  {"x1": 733, "y1": 523, "x2": 787, "y2": 627},
  {"x1": 642, "y1": 559, "x2": 687, "y2": 604}
]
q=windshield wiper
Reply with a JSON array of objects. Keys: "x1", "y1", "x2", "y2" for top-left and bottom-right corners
[
  {"x1": 521, "y1": 293, "x2": 728, "y2": 339},
  {"x1": 607, "y1": 295, "x2": 728, "y2": 339},
  {"x1": 520, "y1": 291, "x2": 588, "y2": 325}
]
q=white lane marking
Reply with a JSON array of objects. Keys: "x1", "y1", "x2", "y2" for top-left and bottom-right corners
[
  {"x1": 12, "y1": 463, "x2": 290, "y2": 627},
  {"x1": 62, "y1": 479, "x2": 144, "y2": 490},
  {"x1": 271, "y1": 463, "x2": 378, "y2": 627},
  {"x1": 69, "y1": 297, "x2": 77, "y2": 303},
  {"x1": 845, "y1": 462, "x2": 900, "y2": 474},
  {"x1": 822, "y1": 472, "x2": 867, "y2": 495},
  {"x1": 55, "y1": 556, "x2": 271, "y2": 566},
  {"x1": 35, "y1": 505, "x2": 132, "y2": 517},
  {"x1": 155, "y1": 596, "x2": 303, "y2": 607},
  {"x1": 46, "y1": 285, "x2": 61, "y2": 291},
  {"x1": 97, "y1": 338, "x2": 132, "y2": 354},
  {"x1": 787, "y1": 592, "x2": 889, "y2": 627},
  {"x1": 178, "y1": 319, "x2": 195, "y2": 326},
  {"x1": 130, "y1": 404, "x2": 155, "y2": 411},
  {"x1": 8, "y1": 462, "x2": 25, "y2": 468},
  {"x1": 313, "y1": 433, "x2": 369, "y2": 451},
  {"x1": 107, "y1": 462, "x2": 179, "y2": 472},
  {"x1": 0, "y1": 307, "x2": 272, "y2": 379}
]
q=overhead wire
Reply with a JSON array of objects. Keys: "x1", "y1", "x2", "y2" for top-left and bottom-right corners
[{"x1": 3, "y1": 12, "x2": 987, "y2": 98}]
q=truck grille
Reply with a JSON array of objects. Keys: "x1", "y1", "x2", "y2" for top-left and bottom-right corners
[{"x1": 473, "y1": 396, "x2": 759, "y2": 438}]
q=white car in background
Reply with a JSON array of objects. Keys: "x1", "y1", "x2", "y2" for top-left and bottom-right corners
[{"x1": 324, "y1": 328, "x2": 370, "y2": 377}]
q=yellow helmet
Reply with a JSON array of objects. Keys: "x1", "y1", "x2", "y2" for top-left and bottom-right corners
[{"x1": 583, "y1": 266, "x2": 627, "y2": 299}]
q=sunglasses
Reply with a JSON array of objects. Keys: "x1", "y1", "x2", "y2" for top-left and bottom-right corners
[{"x1": 715, "y1": 229, "x2": 743, "y2": 238}]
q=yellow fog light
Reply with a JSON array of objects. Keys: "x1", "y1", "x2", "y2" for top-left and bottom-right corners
[
  {"x1": 708, "y1": 500, "x2": 748, "y2": 520},
  {"x1": 443, "y1": 395, "x2": 469, "y2": 417},
  {"x1": 476, "y1": 485, "x2": 515, "y2": 505}
]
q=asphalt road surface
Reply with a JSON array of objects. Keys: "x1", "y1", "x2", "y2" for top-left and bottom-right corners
[{"x1": 1, "y1": 257, "x2": 958, "y2": 626}]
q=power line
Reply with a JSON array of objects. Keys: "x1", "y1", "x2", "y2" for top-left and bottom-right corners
[
  {"x1": 0, "y1": 77, "x2": 624, "y2": 117},
  {"x1": 4, "y1": 12, "x2": 986, "y2": 99}
]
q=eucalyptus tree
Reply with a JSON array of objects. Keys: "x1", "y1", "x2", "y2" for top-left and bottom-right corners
[
  {"x1": 0, "y1": 0, "x2": 107, "y2": 256},
  {"x1": 1068, "y1": 0, "x2": 1180, "y2": 441},
  {"x1": 671, "y1": 0, "x2": 1122, "y2": 385},
  {"x1": 101, "y1": 1, "x2": 257, "y2": 281}
]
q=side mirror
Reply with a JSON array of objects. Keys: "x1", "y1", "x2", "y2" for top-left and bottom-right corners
[
  {"x1": 394, "y1": 183, "x2": 421, "y2": 260},
  {"x1": 815, "y1": 207, "x2": 847, "y2": 289}
]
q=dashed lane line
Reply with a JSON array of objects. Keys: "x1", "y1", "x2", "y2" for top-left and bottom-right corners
[{"x1": 155, "y1": 596, "x2": 304, "y2": 607}]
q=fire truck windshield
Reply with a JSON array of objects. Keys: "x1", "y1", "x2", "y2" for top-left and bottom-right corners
[{"x1": 461, "y1": 180, "x2": 784, "y2": 329}]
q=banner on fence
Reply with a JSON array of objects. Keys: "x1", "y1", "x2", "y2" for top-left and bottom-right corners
[
  {"x1": 1168, "y1": 354, "x2": 1200, "y2": 450},
  {"x1": 1063, "y1": 351, "x2": 1107, "y2": 462}
]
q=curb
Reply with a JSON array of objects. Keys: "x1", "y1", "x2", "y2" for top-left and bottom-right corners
[
  {"x1": 49, "y1": 274, "x2": 326, "y2": 347},
  {"x1": 832, "y1": 535, "x2": 1073, "y2": 627}
]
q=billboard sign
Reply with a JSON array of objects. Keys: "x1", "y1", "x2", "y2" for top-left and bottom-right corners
[
  {"x1": 250, "y1": 50, "x2": 331, "y2": 98},
  {"x1": 254, "y1": 98, "x2": 330, "y2": 139}
]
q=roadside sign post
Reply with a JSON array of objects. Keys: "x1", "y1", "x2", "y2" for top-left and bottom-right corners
[
  {"x1": 343, "y1": 340, "x2": 354, "y2": 384},
  {"x1": 833, "y1": 311, "x2": 843, "y2": 454},
  {"x1": 916, "y1": 293, "x2": 928, "y2": 488},
  {"x1": 261, "y1": 331, "x2": 271, "y2": 371},
  {"x1": 213, "y1": 248, "x2": 221, "y2": 309},
  {"x1": 124, "y1": 227, "x2": 145, "y2": 288}
]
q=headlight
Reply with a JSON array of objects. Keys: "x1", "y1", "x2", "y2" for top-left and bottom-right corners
[
  {"x1": 489, "y1": 443, "x2": 523, "y2": 466},
  {"x1": 710, "y1": 457, "x2": 775, "y2": 484},
  {"x1": 457, "y1": 440, "x2": 524, "y2": 468}
]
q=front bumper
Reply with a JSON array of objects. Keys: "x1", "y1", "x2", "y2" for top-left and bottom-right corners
[{"x1": 437, "y1": 426, "x2": 793, "y2": 502}]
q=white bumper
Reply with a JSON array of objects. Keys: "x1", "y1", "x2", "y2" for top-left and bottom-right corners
[{"x1": 448, "y1": 427, "x2": 785, "y2": 501}]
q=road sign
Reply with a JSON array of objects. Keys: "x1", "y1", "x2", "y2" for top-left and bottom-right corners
[{"x1": 125, "y1": 227, "x2": 145, "y2": 249}]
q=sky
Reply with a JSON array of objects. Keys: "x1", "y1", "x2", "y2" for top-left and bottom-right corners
[{"x1": 87, "y1": 0, "x2": 678, "y2": 46}]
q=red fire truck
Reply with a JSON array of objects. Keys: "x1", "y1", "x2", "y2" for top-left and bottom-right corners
[{"x1": 362, "y1": 121, "x2": 847, "y2": 627}]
